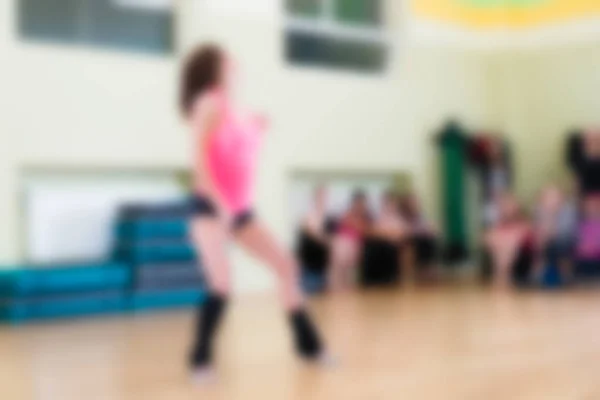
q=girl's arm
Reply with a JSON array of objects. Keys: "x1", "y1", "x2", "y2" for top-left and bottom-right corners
[{"x1": 191, "y1": 94, "x2": 231, "y2": 222}]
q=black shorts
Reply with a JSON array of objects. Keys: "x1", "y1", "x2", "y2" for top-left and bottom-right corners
[{"x1": 191, "y1": 195, "x2": 255, "y2": 232}]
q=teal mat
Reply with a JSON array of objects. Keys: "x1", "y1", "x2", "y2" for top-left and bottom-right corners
[
  {"x1": 0, "y1": 292, "x2": 128, "y2": 324},
  {"x1": 0, "y1": 262, "x2": 131, "y2": 297}
]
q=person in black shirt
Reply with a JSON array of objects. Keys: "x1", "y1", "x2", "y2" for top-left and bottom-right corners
[
  {"x1": 398, "y1": 193, "x2": 439, "y2": 281},
  {"x1": 360, "y1": 191, "x2": 407, "y2": 286},
  {"x1": 568, "y1": 129, "x2": 600, "y2": 196},
  {"x1": 297, "y1": 186, "x2": 331, "y2": 287}
]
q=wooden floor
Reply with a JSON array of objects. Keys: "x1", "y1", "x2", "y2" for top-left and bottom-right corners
[{"x1": 3, "y1": 285, "x2": 600, "y2": 400}]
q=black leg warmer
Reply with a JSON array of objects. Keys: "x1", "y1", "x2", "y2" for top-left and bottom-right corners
[
  {"x1": 189, "y1": 294, "x2": 228, "y2": 368},
  {"x1": 289, "y1": 308, "x2": 324, "y2": 359}
]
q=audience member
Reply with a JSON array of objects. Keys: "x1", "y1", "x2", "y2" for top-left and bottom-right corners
[
  {"x1": 398, "y1": 192, "x2": 439, "y2": 280},
  {"x1": 360, "y1": 191, "x2": 407, "y2": 286},
  {"x1": 371, "y1": 191, "x2": 407, "y2": 242},
  {"x1": 568, "y1": 129, "x2": 600, "y2": 196},
  {"x1": 328, "y1": 190, "x2": 371, "y2": 291},
  {"x1": 484, "y1": 193, "x2": 533, "y2": 287},
  {"x1": 533, "y1": 185, "x2": 577, "y2": 283},
  {"x1": 575, "y1": 195, "x2": 600, "y2": 277},
  {"x1": 297, "y1": 186, "x2": 331, "y2": 293}
]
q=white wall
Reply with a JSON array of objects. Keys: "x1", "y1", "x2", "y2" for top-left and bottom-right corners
[
  {"x1": 0, "y1": 0, "x2": 492, "y2": 293},
  {"x1": 0, "y1": 0, "x2": 185, "y2": 264},
  {"x1": 482, "y1": 41, "x2": 600, "y2": 202},
  {"x1": 409, "y1": 11, "x2": 600, "y2": 203},
  {"x1": 177, "y1": 0, "x2": 493, "y2": 292}
]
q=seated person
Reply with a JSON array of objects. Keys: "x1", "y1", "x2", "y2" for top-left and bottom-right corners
[
  {"x1": 398, "y1": 192, "x2": 439, "y2": 280},
  {"x1": 484, "y1": 193, "x2": 534, "y2": 288},
  {"x1": 328, "y1": 190, "x2": 371, "y2": 291},
  {"x1": 533, "y1": 185, "x2": 577, "y2": 284},
  {"x1": 575, "y1": 195, "x2": 600, "y2": 278},
  {"x1": 360, "y1": 191, "x2": 408, "y2": 286},
  {"x1": 297, "y1": 186, "x2": 332, "y2": 293}
]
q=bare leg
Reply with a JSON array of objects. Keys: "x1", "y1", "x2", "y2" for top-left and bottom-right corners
[
  {"x1": 188, "y1": 218, "x2": 231, "y2": 377},
  {"x1": 191, "y1": 218, "x2": 231, "y2": 295},
  {"x1": 491, "y1": 244, "x2": 519, "y2": 289},
  {"x1": 329, "y1": 236, "x2": 354, "y2": 292},
  {"x1": 235, "y1": 219, "x2": 329, "y2": 361},
  {"x1": 235, "y1": 220, "x2": 303, "y2": 310},
  {"x1": 402, "y1": 241, "x2": 416, "y2": 283},
  {"x1": 559, "y1": 259, "x2": 574, "y2": 283},
  {"x1": 532, "y1": 257, "x2": 545, "y2": 284},
  {"x1": 328, "y1": 237, "x2": 343, "y2": 292},
  {"x1": 341, "y1": 240, "x2": 360, "y2": 289}
]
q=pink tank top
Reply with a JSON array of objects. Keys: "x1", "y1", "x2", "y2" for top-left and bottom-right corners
[
  {"x1": 198, "y1": 92, "x2": 264, "y2": 213},
  {"x1": 339, "y1": 225, "x2": 361, "y2": 241}
]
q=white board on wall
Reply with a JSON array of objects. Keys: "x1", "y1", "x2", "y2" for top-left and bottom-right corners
[{"x1": 23, "y1": 173, "x2": 187, "y2": 264}]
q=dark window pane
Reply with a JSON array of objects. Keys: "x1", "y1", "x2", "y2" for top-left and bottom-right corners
[
  {"x1": 19, "y1": 0, "x2": 80, "y2": 43},
  {"x1": 86, "y1": 0, "x2": 173, "y2": 54},
  {"x1": 325, "y1": 37, "x2": 386, "y2": 71},
  {"x1": 285, "y1": 30, "x2": 387, "y2": 73},
  {"x1": 18, "y1": 0, "x2": 173, "y2": 55},
  {"x1": 285, "y1": 32, "x2": 325, "y2": 66},
  {"x1": 286, "y1": 0, "x2": 322, "y2": 18},
  {"x1": 334, "y1": 0, "x2": 381, "y2": 26}
]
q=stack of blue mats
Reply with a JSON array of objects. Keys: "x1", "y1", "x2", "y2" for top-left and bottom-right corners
[
  {"x1": 114, "y1": 200, "x2": 205, "y2": 311},
  {"x1": 0, "y1": 262, "x2": 130, "y2": 324}
]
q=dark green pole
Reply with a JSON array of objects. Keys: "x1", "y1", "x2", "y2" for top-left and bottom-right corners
[{"x1": 438, "y1": 121, "x2": 469, "y2": 264}]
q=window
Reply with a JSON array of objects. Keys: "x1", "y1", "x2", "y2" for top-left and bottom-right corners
[
  {"x1": 284, "y1": 0, "x2": 388, "y2": 72},
  {"x1": 18, "y1": 0, "x2": 174, "y2": 55}
]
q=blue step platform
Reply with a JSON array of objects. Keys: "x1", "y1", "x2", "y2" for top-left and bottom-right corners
[
  {"x1": 115, "y1": 242, "x2": 197, "y2": 264},
  {"x1": 130, "y1": 288, "x2": 205, "y2": 312},
  {"x1": 135, "y1": 262, "x2": 203, "y2": 290},
  {"x1": 118, "y1": 202, "x2": 192, "y2": 219},
  {"x1": 115, "y1": 219, "x2": 189, "y2": 241}
]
